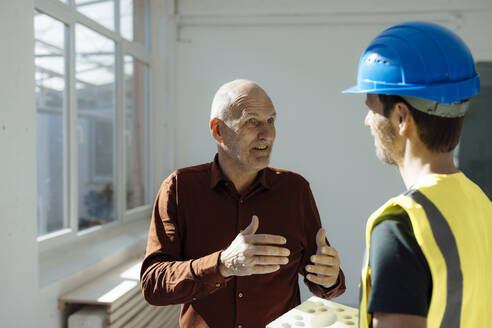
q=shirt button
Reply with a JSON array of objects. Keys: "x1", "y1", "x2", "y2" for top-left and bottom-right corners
[
  {"x1": 238, "y1": 292, "x2": 244, "y2": 298},
  {"x1": 240, "y1": 199, "x2": 244, "y2": 204},
  {"x1": 238, "y1": 325, "x2": 243, "y2": 328},
  {"x1": 215, "y1": 283, "x2": 221, "y2": 288}
]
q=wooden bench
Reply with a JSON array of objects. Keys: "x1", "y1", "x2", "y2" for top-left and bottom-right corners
[{"x1": 59, "y1": 258, "x2": 180, "y2": 328}]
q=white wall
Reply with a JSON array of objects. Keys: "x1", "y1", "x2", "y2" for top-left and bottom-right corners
[
  {"x1": 0, "y1": 1, "x2": 40, "y2": 327},
  {"x1": 177, "y1": 0, "x2": 492, "y2": 16},
  {"x1": 173, "y1": 1, "x2": 492, "y2": 306}
]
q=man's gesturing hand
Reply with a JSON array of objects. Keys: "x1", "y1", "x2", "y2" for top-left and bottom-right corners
[
  {"x1": 219, "y1": 215, "x2": 290, "y2": 277},
  {"x1": 305, "y1": 228, "x2": 340, "y2": 288}
]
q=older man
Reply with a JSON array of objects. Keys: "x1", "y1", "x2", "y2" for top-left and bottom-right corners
[{"x1": 141, "y1": 79, "x2": 345, "y2": 327}]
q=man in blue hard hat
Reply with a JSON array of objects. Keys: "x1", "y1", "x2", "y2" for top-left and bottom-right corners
[{"x1": 343, "y1": 21, "x2": 492, "y2": 327}]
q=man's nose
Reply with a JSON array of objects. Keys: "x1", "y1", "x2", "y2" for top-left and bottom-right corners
[{"x1": 258, "y1": 123, "x2": 275, "y2": 140}]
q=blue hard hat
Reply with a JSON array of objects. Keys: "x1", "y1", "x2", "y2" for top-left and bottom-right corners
[{"x1": 343, "y1": 21, "x2": 480, "y2": 104}]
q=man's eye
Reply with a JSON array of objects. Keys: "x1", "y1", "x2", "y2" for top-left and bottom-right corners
[
  {"x1": 267, "y1": 117, "x2": 275, "y2": 124},
  {"x1": 247, "y1": 118, "x2": 257, "y2": 125}
]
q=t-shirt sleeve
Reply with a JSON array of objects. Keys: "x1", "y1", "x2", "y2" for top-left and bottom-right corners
[{"x1": 367, "y1": 206, "x2": 432, "y2": 317}]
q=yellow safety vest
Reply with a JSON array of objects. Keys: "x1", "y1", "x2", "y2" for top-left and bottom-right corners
[{"x1": 359, "y1": 172, "x2": 492, "y2": 328}]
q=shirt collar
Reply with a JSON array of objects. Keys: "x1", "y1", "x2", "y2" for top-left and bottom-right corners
[
  {"x1": 209, "y1": 154, "x2": 271, "y2": 190},
  {"x1": 209, "y1": 154, "x2": 225, "y2": 189}
]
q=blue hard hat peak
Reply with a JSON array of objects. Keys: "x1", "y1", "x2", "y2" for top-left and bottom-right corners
[{"x1": 343, "y1": 21, "x2": 480, "y2": 104}]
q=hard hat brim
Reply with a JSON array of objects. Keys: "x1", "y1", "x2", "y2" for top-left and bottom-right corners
[
  {"x1": 342, "y1": 74, "x2": 480, "y2": 104},
  {"x1": 342, "y1": 84, "x2": 427, "y2": 97},
  {"x1": 342, "y1": 84, "x2": 426, "y2": 95}
]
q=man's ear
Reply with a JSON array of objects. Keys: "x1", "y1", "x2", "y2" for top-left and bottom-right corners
[
  {"x1": 210, "y1": 118, "x2": 223, "y2": 142},
  {"x1": 395, "y1": 102, "x2": 412, "y2": 136}
]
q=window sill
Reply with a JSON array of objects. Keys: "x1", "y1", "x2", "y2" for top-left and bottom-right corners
[{"x1": 39, "y1": 217, "x2": 150, "y2": 287}]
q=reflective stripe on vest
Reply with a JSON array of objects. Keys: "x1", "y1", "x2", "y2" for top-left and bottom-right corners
[{"x1": 406, "y1": 189, "x2": 463, "y2": 328}]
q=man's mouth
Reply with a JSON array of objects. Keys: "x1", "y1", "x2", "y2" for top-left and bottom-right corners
[{"x1": 253, "y1": 145, "x2": 269, "y2": 151}]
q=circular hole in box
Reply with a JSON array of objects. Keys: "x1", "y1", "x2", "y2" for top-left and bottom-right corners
[
  {"x1": 318, "y1": 307, "x2": 328, "y2": 312},
  {"x1": 310, "y1": 312, "x2": 337, "y2": 328},
  {"x1": 293, "y1": 315, "x2": 303, "y2": 320},
  {"x1": 335, "y1": 308, "x2": 345, "y2": 312},
  {"x1": 281, "y1": 324, "x2": 291, "y2": 328},
  {"x1": 344, "y1": 320, "x2": 355, "y2": 326},
  {"x1": 294, "y1": 321, "x2": 305, "y2": 326},
  {"x1": 343, "y1": 315, "x2": 352, "y2": 319},
  {"x1": 307, "y1": 309, "x2": 315, "y2": 313}
]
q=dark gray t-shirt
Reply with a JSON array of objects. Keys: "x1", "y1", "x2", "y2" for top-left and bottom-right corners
[{"x1": 367, "y1": 205, "x2": 432, "y2": 317}]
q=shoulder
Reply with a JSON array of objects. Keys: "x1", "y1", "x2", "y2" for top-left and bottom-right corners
[
  {"x1": 371, "y1": 207, "x2": 416, "y2": 252},
  {"x1": 370, "y1": 206, "x2": 429, "y2": 272},
  {"x1": 265, "y1": 166, "x2": 310, "y2": 189},
  {"x1": 158, "y1": 162, "x2": 212, "y2": 192},
  {"x1": 174, "y1": 162, "x2": 211, "y2": 178},
  {"x1": 372, "y1": 206, "x2": 411, "y2": 234}
]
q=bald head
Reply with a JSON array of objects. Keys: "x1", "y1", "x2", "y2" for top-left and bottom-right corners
[
  {"x1": 209, "y1": 79, "x2": 276, "y2": 176},
  {"x1": 210, "y1": 79, "x2": 273, "y2": 122}
]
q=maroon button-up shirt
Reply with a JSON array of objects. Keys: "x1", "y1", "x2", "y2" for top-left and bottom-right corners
[{"x1": 141, "y1": 156, "x2": 345, "y2": 327}]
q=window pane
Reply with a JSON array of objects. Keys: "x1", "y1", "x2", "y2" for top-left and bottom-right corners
[
  {"x1": 35, "y1": 11, "x2": 67, "y2": 236},
  {"x1": 124, "y1": 56, "x2": 149, "y2": 210},
  {"x1": 76, "y1": 24, "x2": 116, "y2": 230},
  {"x1": 120, "y1": 0, "x2": 147, "y2": 46},
  {"x1": 75, "y1": 0, "x2": 115, "y2": 31}
]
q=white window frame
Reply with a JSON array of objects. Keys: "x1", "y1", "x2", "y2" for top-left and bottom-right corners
[{"x1": 35, "y1": 0, "x2": 152, "y2": 253}]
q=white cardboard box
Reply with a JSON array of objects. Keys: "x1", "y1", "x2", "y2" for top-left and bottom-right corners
[{"x1": 267, "y1": 296, "x2": 358, "y2": 328}]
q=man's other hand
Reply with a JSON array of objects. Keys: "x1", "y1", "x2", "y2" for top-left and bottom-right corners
[
  {"x1": 305, "y1": 228, "x2": 340, "y2": 288},
  {"x1": 219, "y1": 215, "x2": 290, "y2": 277}
]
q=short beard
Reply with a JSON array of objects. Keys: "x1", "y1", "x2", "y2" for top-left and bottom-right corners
[{"x1": 375, "y1": 120, "x2": 398, "y2": 165}]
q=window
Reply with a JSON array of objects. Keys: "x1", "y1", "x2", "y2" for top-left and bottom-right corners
[
  {"x1": 124, "y1": 56, "x2": 150, "y2": 210},
  {"x1": 76, "y1": 24, "x2": 116, "y2": 229},
  {"x1": 35, "y1": 0, "x2": 151, "y2": 241},
  {"x1": 34, "y1": 11, "x2": 67, "y2": 236}
]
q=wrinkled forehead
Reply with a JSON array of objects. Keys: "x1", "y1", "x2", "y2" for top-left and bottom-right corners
[{"x1": 229, "y1": 85, "x2": 275, "y2": 119}]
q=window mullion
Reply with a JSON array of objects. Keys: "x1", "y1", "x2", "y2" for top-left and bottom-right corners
[
  {"x1": 116, "y1": 41, "x2": 125, "y2": 221},
  {"x1": 68, "y1": 18, "x2": 78, "y2": 233},
  {"x1": 122, "y1": 40, "x2": 150, "y2": 64},
  {"x1": 116, "y1": 0, "x2": 123, "y2": 222},
  {"x1": 145, "y1": 0, "x2": 150, "y2": 50},
  {"x1": 34, "y1": 0, "x2": 74, "y2": 24},
  {"x1": 115, "y1": 0, "x2": 120, "y2": 36},
  {"x1": 146, "y1": 63, "x2": 152, "y2": 206},
  {"x1": 73, "y1": 9, "x2": 121, "y2": 43},
  {"x1": 62, "y1": 23, "x2": 70, "y2": 231}
]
